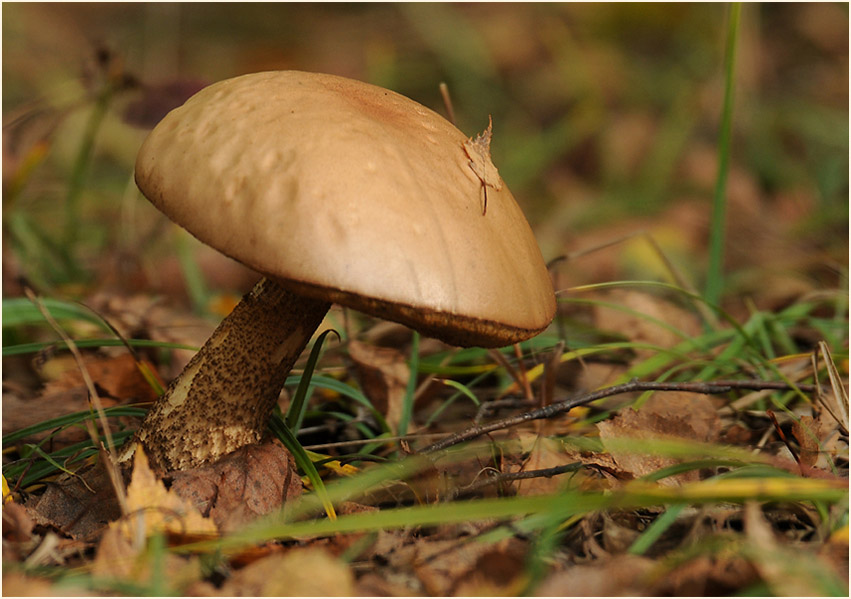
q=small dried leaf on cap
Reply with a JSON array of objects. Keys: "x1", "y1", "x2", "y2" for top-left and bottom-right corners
[{"x1": 463, "y1": 115, "x2": 503, "y2": 197}]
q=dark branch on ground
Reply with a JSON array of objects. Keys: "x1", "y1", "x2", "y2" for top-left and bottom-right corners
[{"x1": 420, "y1": 379, "x2": 816, "y2": 453}]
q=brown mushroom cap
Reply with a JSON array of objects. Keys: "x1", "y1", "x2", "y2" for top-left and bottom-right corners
[{"x1": 135, "y1": 71, "x2": 555, "y2": 347}]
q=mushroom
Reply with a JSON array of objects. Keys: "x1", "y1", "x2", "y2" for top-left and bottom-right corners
[{"x1": 124, "y1": 71, "x2": 556, "y2": 472}]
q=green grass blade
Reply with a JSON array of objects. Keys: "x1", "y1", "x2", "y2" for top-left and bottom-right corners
[
  {"x1": 2, "y1": 297, "x2": 108, "y2": 330},
  {"x1": 705, "y1": 2, "x2": 742, "y2": 306},
  {"x1": 2, "y1": 338, "x2": 198, "y2": 357},
  {"x1": 425, "y1": 371, "x2": 491, "y2": 427},
  {"x1": 268, "y1": 412, "x2": 337, "y2": 520},
  {"x1": 397, "y1": 331, "x2": 420, "y2": 436},
  {"x1": 64, "y1": 84, "x2": 113, "y2": 250},
  {"x1": 284, "y1": 374, "x2": 390, "y2": 434},
  {"x1": 2, "y1": 407, "x2": 146, "y2": 445},
  {"x1": 176, "y1": 476, "x2": 846, "y2": 554},
  {"x1": 285, "y1": 329, "x2": 339, "y2": 432},
  {"x1": 5, "y1": 430, "x2": 136, "y2": 488},
  {"x1": 440, "y1": 379, "x2": 481, "y2": 407},
  {"x1": 628, "y1": 503, "x2": 687, "y2": 555}
]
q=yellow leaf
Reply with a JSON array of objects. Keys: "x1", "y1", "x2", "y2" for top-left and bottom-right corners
[
  {"x1": 117, "y1": 447, "x2": 217, "y2": 540},
  {"x1": 2, "y1": 475, "x2": 12, "y2": 504}
]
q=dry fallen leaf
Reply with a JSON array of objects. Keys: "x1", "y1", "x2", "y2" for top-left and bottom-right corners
[
  {"x1": 535, "y1": 554, "x2": 654, "y2": 597},
  {"x1": 215, "y1": 547, "x2": 355, "y2": 596},
  {"x1": 597, "y1": 392, "x2": 720, "y2": 485},
  {"x1": 2, "y1": 571, "x2": 89, "y2": 597},
  {"x1": 34, "y1": 352, "x2": 160, "y2": 399},
  {"x1": 91, "y1": 524, "x2": 203, "y2": 592},
  {"x1": 743, "y1": 502, "x2": 843, "y2": 597},
  {"x1": 450, "y1": 542, "x2": 528, "y2": 596},
  {"x1": 27, "y1": 461, "x2": 123, "y2": 541},
  {"x1": 83, "y1": 449, "x2": 212, "y2": 591},
  {"x1": 791, "y1": 415, "x2": 823, "y2": 468},
  {"x1": 168, "y1": 441, "x2": 302, "y2": 532},
  {"x1": 3, "y1": 352, "x2": 156, "y2": 449},
  {"x1": 655, "y1": 552, "x2": 759, "y2": 596},
  {"x1": 369, "y1": 523, "x2": 528, "y2": 597},
  {"x1": 463, "y1": 115, "x2": 503, "y2": 214},
  {"x1": 348, "y1": 340, "x2": 409, "y2": 433},
  {"x1": 511, "y1": 433, "x2": 576, "y2": 496},
  {"x1": 122, "y1": 447, "x2": 217, "y2": 538},
  {"x1": 2, "y1": 500, "x2": 37, "y2": 564}
]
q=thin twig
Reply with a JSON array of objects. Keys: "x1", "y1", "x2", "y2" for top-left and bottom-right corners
[
  {"x1": 489, "y1": 348, "x2": 529, "y2": 399},
  {"x1": 455, "y1": 462, "x2": 583, "y2": 497},
  {"x1": 512, "y1": 343, "x2": 534, "y2": 401},
  {"x1": 421, "y1": 379, "x2": 817, "y2": 454},
  {"x1": 474, "y1": 398, "x2": 535, "y2": 425},
  {"x1": 439, "y1": 82, "x2": 456, "y2": 126},
  {"x1": 302, "y1": 432, "x2": 448, "y2": 451}
]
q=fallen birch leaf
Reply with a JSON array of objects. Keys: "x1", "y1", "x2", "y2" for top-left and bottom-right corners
[
  {"x1": 122, "y1": 447, "x2": 217, "y2": 538},
  {"x1": 88, "y1": 448, "x2": 210, "y2": 590}
]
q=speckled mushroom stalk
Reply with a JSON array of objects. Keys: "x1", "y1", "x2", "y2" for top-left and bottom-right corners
[{"x1": 121, "y1": 278, "x2": 330, "y2": 472}]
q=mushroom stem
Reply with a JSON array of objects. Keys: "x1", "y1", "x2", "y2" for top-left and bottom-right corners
[{"x1": 121, "y1": 277, "x2": 330, "y2": 472}]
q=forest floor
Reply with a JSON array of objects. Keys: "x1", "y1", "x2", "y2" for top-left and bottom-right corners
[{"x1": 2, "y1": 3, "x2": 848, "y2": 596}]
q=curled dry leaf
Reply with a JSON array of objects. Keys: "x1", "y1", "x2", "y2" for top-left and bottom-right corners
[{"x1": 791, "y1": 415, "x2": 823, "y2": 468}]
